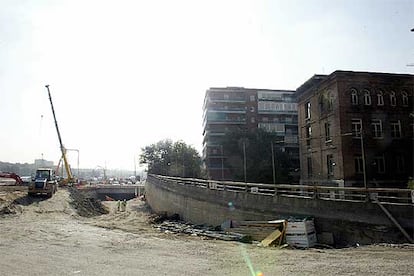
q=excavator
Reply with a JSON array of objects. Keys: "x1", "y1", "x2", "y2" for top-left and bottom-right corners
[
  {"x1": 0, "y1": 172, "x2": 23, "y2": 186},
  {"x1": 28, "y1": 85, "x2": 75, "y2": 196}
]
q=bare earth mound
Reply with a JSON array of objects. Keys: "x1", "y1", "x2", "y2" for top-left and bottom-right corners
[{"x1": 68, "y1": 187, "x2": 109, "y2": 217}]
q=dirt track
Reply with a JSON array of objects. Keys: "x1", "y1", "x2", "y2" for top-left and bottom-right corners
[{"x1": 0, "y1": 188, "x2": 413, "y2": 276}]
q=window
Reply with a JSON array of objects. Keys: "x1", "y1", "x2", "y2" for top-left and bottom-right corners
[
  {"x1": 328, "y1": 94, "x2": 334, "y2": 110},
  {"x1": 250, "y1": 106, "x2": 255, "y2": 112},
  {"x1": 402, "y1": 92, "x2": 408, "y2": 106},
  {"x1": 262, "y1": 117, "x2": 268, "y2": 122},
  {"x1": 250, "y1": 117, "x2": 255, "y2": 123},
  {"x1": 390, "y1": 120, "x2": 401, "y2": 138},
  {"x1": 258, "y1": 123, "x2": 285, "y2": 133},
  {"x1": 371, "y1": 119, "x2": 383, "y2": 138},
  {"x1": 319, "y1": 91, "x2": 334, "y2": 112},
  {"x1": 325, "y1": 122, "x2": 331, "y2": 142},
  {"x1": 373, "y1": 156, "x2": 385, "y2": 173},
  {"x1": 250, "y1": 95, "x2": 255, "y2": 101},
  {"x1": 411, "y1": 123, "x2": 414, "y2": 138},
  {"x1": 306, "y1": 125, "x2": 312, "y2": 138},
  {"x1": 352, "y1": 119, "x2": 362, "y2": 137},
  {"x1": 363, "y1": 89, "x2": 371, "y2": 105},
  {"x1": 224, "y1": 94, "x2": 229, "y2": 100},
  {"x1": 390, "y1": 91, "x2": 396, "y2": 106},
  {"x1": 306, "y1": 125, "x2": 312, "y2": 148},
  {"x1": 377, "y1": 91, "x2": 384, "y2": 106},
  {"x1": 305, "y1": 102, "x2": 311, "y2": 119},
  {"x1": 307, "y1": 157, "x2": 313, "y2": 177},
  {"x1": 327, "y1": 154, "x2": 334, "y2": 177},
  {"x1": 351, "y1": 89, "x2": 358, "y2": 105},
  {"x1": 354, "y1": 156, "x2": 363, "y2": 174},
  {"x1": 396, "y1": 155, "x2": 405, "y2": 173},
  {"x1": 258, "y1": 101, "x2": 298, "y2": 112}
]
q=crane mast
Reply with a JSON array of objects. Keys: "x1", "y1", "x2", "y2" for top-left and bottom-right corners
[{"x1": 45, "y1": 85, "x2": 74, "y2": 183}]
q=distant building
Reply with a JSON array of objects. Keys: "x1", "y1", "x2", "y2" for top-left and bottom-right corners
[
  {"x1": 34, "y1": 159, "x2": 54, "y2": 168},
  {"x1": 202, "y1": 87, "x2": 299, "y2": 180},
  {"x1": 295, "y1": 70, "x2": 413, "y2": 188}
]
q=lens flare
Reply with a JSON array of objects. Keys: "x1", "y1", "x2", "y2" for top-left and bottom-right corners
[
  {"x1": 240, "y1": 244, "x2": 264, "y2": 276},
  {"x1": 228, "y1": 201, "x2": 235, "y2": 211}
]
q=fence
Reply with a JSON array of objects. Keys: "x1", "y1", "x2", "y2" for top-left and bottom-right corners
[{"x1": 151, "y1": 174, "x2": 413, "y2": 206}]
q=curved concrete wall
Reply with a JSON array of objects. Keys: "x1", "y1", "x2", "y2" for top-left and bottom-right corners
[{"x1": 146, "y1": 175, "x2": 414, "y2": 245}]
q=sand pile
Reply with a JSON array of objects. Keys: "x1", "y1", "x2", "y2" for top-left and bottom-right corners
[{"x1": 68, "y1": 187, "x2": 109, "y2": 217}]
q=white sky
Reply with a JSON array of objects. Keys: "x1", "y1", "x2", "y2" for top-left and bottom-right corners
[{"x1": 0, "y1": 0, "x2": 413, "y2": 170}]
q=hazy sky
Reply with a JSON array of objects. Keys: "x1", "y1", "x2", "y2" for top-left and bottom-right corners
[{"x1": 0, "y1": 0, "x2": 413, "y2": 170}]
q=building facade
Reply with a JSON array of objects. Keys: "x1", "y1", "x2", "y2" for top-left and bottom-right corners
[
  {"x1": 296, "y1": 71, "x2": 413, "y2": 188},
  {"x1": 202, "y1": 87, "x2": 299, "y2": 181}
]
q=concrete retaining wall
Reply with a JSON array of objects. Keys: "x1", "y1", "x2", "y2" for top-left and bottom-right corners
[{"x1": 146, "y1": 175, "x2": 414, "y2": 245}]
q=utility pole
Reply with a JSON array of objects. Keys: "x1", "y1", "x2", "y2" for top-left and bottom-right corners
[
  {"x1": 360, "y1": 130, "x2": 367, "y2": 189},
  {"x1": 220, "y1": 145, "x2": 224, "y2": 180},
  {"x1": 134, "y1": 155, "x2": 137, "y2": 179},
  {"x1": 243, "y1": 141, "x2": 247, "y2": 183},
  {"x1": 271, "y1": 142, "x2": 275, "y2": 184}
]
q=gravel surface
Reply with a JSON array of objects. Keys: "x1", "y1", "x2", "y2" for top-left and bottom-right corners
[{"x1": 0, "y1": 188, "x2": 413, "y2": 276}]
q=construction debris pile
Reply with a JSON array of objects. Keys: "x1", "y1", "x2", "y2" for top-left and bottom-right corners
[
  {"x1": 147, "y1": 212, "x2": 317, "y2": 247},
  {"x1": 150, "y1": 214, "x2": 318, "y2": 248},
  {"x1": 68, "y1": 187, "x2": 108, "y2": 217},
  {"x1": 155, "y1": 220, "x2": 246, "y2": 241}
]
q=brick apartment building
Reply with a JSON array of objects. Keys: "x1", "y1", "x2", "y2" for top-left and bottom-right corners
[
  {"x1": 296, "y1": 70, "x2": 413, "y2": 188},
  {"x1": 202, "y1": 87, "x2": 299, "y2": 180}
]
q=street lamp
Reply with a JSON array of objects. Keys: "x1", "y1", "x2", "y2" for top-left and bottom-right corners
[
  {"x1": 96, "y1": 165, "x2": 107, "y2": 181},
  {"x1": 271, "y1": 140, "x2": 284, "y2": 185},
  {"x1": 341, "y1": 131, "x2": 367, "y2": 189},
  {"x1": 243, "y1": 140, "x2": 247, "y2": 183},
  {"x1": 220, "y1": 145, "x2": 224, "y2": 180}
]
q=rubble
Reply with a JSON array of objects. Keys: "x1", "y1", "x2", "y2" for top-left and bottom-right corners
[
  {"x1": 68, "y1": 187, "x2": 108, "y2": 217},
  {"x1": 153, "y1": 220, "x2": 247, "y2": 241}
]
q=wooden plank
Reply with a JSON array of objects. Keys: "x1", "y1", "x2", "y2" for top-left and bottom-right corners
[{"x1": 260, "y1": 229, "x2": 282, "y2": 247}]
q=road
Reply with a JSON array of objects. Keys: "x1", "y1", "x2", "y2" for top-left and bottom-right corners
[{"x1": 0, "y1": 188, "x2": 413, "y2": 276}]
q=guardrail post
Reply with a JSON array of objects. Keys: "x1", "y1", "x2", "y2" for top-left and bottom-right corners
[
  {"x1": 364, "y1": 190, "x2": 370, "y2": 202},
  {"x1": 312, "y1": 186, "x2": 319, "y2": 199}
]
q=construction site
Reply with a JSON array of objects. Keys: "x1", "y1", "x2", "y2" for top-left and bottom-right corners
[
  {"x1": 0, "y1": 83, "x2": 412, "y2": 275},
  {"x1": 0, "y1": 183, "x2": 413, "y2": 276}
]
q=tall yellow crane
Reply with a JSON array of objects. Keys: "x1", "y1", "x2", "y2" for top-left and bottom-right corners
[{"x1": 45, "y1": 85, "x2": 74, "y2": 184}]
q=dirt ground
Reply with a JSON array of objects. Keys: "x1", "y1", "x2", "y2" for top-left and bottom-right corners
[{"x1": 0, "y1": 188, "x2": 413, "y2": 276}]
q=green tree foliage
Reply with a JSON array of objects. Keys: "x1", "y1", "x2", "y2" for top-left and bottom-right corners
[
  {"x1": 222, "y1": 129, "x2": 295, "y2": 184},
  {"x1": 140, "y1": 139, "x2": 202, "y2": 178}
]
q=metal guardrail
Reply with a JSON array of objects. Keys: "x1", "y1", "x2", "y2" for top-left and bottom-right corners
[{"x1": 150, "y1": 174, "x2": 414, "y2": 206}]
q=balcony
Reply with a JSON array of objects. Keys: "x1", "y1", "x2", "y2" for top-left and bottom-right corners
[
  {"x1": 258, "y1": 110, "x2": 297, "y2": 115},
  {"x1": 208, "y1": 97, "x2": 246, "y2": 103},
  {"x1": 206, "y1": 118, "x2": 247, "y2": 124},
  {"x1": 206, "y1": 107, "x2": 246, "y2": 113},
  {"x1": 203, "y1": 108, "x2": 246, "y2": 122},
  {"x1": 203, "y1": 132, "x2": 226, "y2": 144}
]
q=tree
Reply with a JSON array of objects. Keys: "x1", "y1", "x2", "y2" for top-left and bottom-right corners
[
  {"x1": 140, "y1": 139, "x2": 202, "y2": 178},
  {"x1": 222, "y1": 129, "x2": 295, "y2": 184}
]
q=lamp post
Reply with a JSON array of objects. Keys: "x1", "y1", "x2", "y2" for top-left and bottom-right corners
[
  {"x1": 359, "y1": 131, "x2": 367, "y2": 189},
  {"x1": 96, "y1": 165, "x2": 106, "y2": 181},
  {"x1": 271, "y1": 140, "x2": 285, "y2": 185},
  {"x1": 271, "y1": 142, "x2": 275, "y2": 184},
  {"x1": 243, "y1": 140, "x2": 247, "y2": 183},
  {"x1": 341, "y1": 131, "x2": 367, "y2": 189},
  {"x1": 238, "y1": 137, "x2": 249, "y2": 188},
  {"x1": 220, "y1": 145, "x2": 224, "y2": 180}
]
